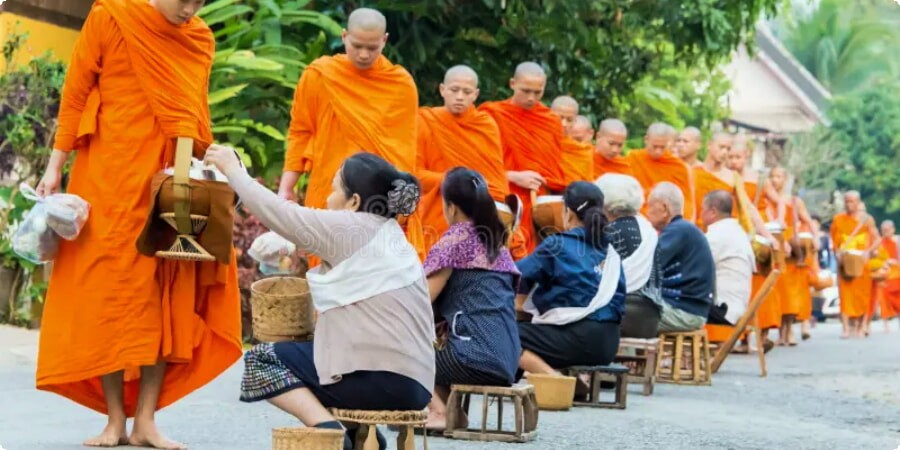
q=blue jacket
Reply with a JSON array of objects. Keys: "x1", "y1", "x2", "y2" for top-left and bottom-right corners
[
  {"x1": 657, "y1": 216, "x2": 715, "y2": 317},
  {"x1": 516, "y1": 228, "x2": 626, "y2": 323}
]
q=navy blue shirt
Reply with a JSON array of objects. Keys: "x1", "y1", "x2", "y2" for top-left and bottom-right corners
[
  {"x1": 516, "y1": 228, "x2": 626, "y2": 323},
  {"x1": 656, "y1": 216, "x2": 715, "y2": 317}
]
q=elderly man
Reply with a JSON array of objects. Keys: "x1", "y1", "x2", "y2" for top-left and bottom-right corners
[
  {"x1": 646, "y1": 182, "x2": 716, "y2": 332},
  {"x1": 596, "y1": 174, "x2": 661, "y2": 338},
  {"x1": 701, "y1": 191, "x2": 755, "y2": 328}
]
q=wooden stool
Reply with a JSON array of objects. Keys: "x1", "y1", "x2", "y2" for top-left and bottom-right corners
[
  {"x1": 563, "y1": 364, "x2": 628, "y2": 409},
  {"x1": 655, "y1": 329, "x2": 712, "y2": 385},
  {"x1": 615, "y1": 337, "x2": 659, "y2": 395},
  {"x1": 329, "y1": 408, "x2": 426, "y2": 450},
  {"x1": 444, "y1": 384, "x2": 538, "y2": 443}
]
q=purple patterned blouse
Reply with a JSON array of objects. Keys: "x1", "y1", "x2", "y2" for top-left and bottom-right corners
[{"x1": 423, "y1": 222, "x2": 520, "y2": 277}]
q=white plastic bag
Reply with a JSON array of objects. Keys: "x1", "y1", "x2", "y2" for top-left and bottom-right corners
[
  {"x1": 12, "y1": 184, "x2": 90, "y2": 263},
  {"x1": 247, "y1": 231, "x2": 297, "y2": 275}
]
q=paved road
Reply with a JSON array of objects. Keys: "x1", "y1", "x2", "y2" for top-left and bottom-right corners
[{"x1": 2, "y1": 322, "x2": 899, "y2": 450}]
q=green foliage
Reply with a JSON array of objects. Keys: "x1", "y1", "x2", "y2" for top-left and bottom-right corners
[
  {"x1": 200, "y1": 0, "x2": 341, "y2": 181},
  {"x1": 779, "y1": 0, "x2": 900, "y2": 95},
  {"x1": 314, "y1": 0, "x2": 776, "y2": 122},
  {"x1": 826, "y1": 82, "x2": 900, "y2": 223}
]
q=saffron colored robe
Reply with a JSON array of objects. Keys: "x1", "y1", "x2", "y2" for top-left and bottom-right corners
[
  {"x1": 416, "y1": 106, "x2": 508, "y2": 251},
  {"x1": 869, "y1": 237, "x2": 899, "y2": 319},
  {"x1": 744, "y1": 181, "x2": 782, "y2": 330},
  {"x1": 559, "y1": 137, "x2": 594, "y2": 185},
  {"x1": 479, "y1": 100, "x2": 565, "y2": 254},
  {"x1": 831, "y1": 213, "x2": 874, "y2": 318},
  {"x1": 284, "y1": 54, "x2": 424, "y2": 258},
  {"x1": 626, "y1": 149, "x2": 695, "y2": 221},
  {"x1": 593, "y1": 153, "x2": 633, "y2": 180},
  {"x1": 37, "y1": 0, "x2": 242, "y2": 416}
]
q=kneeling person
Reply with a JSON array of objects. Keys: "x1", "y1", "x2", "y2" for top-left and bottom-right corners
[
  {"x1": 424, "y1": 168, "x2": 521, "y2": 431},
  {"x1": 517, "y1": 182, "x2": 626, "y2": 374},
  {"x1": 205, "y1": 149, "x2": 436, "y2": 450}
]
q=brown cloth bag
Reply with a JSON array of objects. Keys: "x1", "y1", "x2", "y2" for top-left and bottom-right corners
[{"x1": 136, "y1": 172, "x2": 236, "y2": 264}]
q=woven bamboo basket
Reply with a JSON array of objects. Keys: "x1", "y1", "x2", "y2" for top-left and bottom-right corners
[
  {"x1": 527, "y1": 373, "x2": 576, "y2": 411},
  {"x1": 251, "y1": 277, "x2": 314, "y2": 342},
  {"x1": 272, "y1": 427, "x2": 344, "y2": 450}
]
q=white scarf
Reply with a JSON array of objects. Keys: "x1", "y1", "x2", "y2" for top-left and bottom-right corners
[
  {"x1": 523, "y1": 245, "x2": 622, "y2": 326},
  {"x1": 306, "y1": 220, "x2": 424, "y2": 313},
  {"x1": 623, "y1": 215, "x2": 658, "y2": 293}
]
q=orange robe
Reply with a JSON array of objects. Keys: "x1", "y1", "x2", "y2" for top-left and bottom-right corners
[
  {"x1": 37, "y1": 0, "x2": 241, "y2": 416},
  {"x1": 830, "y1": 213, "x2": 874, "y2": 318},
  {"x1": 479, "y1": 100, "x2": 565, "y2": 253},
  {"x1": 626, "y1": 149, "x2": 695, "y2": 221},
  {"x1": 744, "y1": 181, "x2": 781, "y2": 329},
  {"x1": 593, "y1": 154, "x2": 632, "y2": 180},
  {"x1": 775, "y1": 202, "x2": 809, "y2": 319},
  {"x1": 559, "y1": 138, "x2": 594, "y2": 185},
  {"x1": 284, "y1": 54, "x2": 423, "y2": 258},
  {"x1": 416, "y1": 106, "x2": 509, "y2": 250},
  {"x1": 870, "y1": 237, "x2": 899, "y2": 319},
  {"x1": 692, "y1": 166, "x2": 735, "y2": 230}
]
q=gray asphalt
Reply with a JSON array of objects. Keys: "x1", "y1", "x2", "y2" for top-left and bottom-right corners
[{"x1": 1, "y1": 321, "x2": 899, "y2": 450}]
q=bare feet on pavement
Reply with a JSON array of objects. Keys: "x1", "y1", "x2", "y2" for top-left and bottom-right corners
[
  {"x1": 129, "y1": 421, "x2": 187, "y2": 450},
  {"x1": 84, "y1": 421, "x2": 128, "y2": 447}
]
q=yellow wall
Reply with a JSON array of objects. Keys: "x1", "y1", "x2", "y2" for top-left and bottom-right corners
[{"x1": 0, "y1": 12, "x2": 81, "y2": 70}]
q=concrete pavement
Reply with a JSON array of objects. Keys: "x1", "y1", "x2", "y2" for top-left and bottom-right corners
[{"x1": 1, "y1": 322, "x2": 899, "y2": 449}]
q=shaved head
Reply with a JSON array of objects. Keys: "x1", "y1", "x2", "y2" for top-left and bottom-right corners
[
  {"x1": 707, "y1": 131, "x2": 733, "y2": 166},
  {"x1": 150, "y1": 0, "x2": 206, "y2": 25},
  {"x1": 595, "y1": 118, "x2": 628, "y2": 159},
  {"x1": 347, "y1": 8, "x2": 386, "y2": 33},
  {"x1": 342, "y1": 8, "x2": 388, "y2": 70},
  {"x1": 443, "y1": 65, "x2": 478, "y2": 85},
  {"x1": 440, "y1": 65, "x2": 480, "y2": 115},
  {"x1": 674, "y1": 126, "x2": 702, "y2": 163},
  {"x1": 509, "y1": 62, "x2": 547, "y2": 110},
  {"x1": 571, "y1": 115, "x2": 594, "y2": 143},
  {"x1": 551, "y1": 96, "x2": 579, "y2": 136},
  {"x1": 644, "y1": 122, "x2": 674, "y2": 160},
  {"x1": 599, "y1": 119, "x2": 627, "y2": 135},
  {"x1": 514, "y1": 62, "x2": 546, "y2": 79}
]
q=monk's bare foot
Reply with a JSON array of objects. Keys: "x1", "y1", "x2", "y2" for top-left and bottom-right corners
[
  {"x1": 83, "y1": 420, "x2": 128, "y2": 447},
  {"x1": 129, "y1": 422, "x2": 186, "y2": 450}
]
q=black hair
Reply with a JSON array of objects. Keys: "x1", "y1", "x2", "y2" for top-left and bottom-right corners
[
  {"x1": 340, "y1": 152, "x2": 420, "y2": 219},
  {"x1": 563, "y1": 181, "x2": 608, "y2": 248},
  {"x1": 441, "y1": 167, "x2": 508, "y2": 262}
]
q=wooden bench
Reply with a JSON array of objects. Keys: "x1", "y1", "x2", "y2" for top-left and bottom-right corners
[
  {"x1": 444, "y1": 384, "x2": 538, "y2": 443},
  {"x1": 329, "y1": 408, "x2": 426, "y2": 450},
  {"x1": 563, "y1": 364, "x2": 629, "y2": 409},
  {"x1": 615, "y1": 337, "x2": 659, "y2": 395}
]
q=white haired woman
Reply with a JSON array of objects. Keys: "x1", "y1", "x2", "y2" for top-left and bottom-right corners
[{"x1": 595, "y1": 174, "x2": 662, "y2": 338}]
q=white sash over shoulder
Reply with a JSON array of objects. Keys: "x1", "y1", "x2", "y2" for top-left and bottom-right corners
[
  {"x1": 523, "y1": 245, "x2": 622, "y2": 326},
  {"x1": 623, "y1": 215, "x2": 658, "y2": 293},
  {"x1": 307, "y1": 220, "x2": 424, "y2": 313}
]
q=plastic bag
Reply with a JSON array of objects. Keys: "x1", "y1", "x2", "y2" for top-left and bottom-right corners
[
  {"x1": 247, "y1": 231, "x2": 298, "y2": 275},
  {"x1": 12, "y1": 184, "x2": 91, "y2": 264}
]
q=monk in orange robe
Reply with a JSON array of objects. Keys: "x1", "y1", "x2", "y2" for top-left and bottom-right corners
[
  {"x1": 278, "y1": 8, "x2": 423, "y2": 258},
  {"x1": 768, "y1": 166, "x2": 815, "y2": 346},
  {"x1": 416, "y1": 65, "x2": 509, "y2": 250},
  {"x1": 675, "y1": 126, "x2": 703, "y2": 169},
  {"x1": 550, "y1": 95, "x2": 594, "y2": 184},
  {"x1": 831, "y1": 190, "x2": 881, "y2": 338},
  {"x1": 593, "y1": 118, "x2": 632, "y2": 179},
  {"x1": 867, "y1": 220, "x2": 900, "y2": 333},
  {"x1": 479, "y1": 62, "x2": 566, "y2": 254},
  {"x1": 627, "y1": 123, "x2": 696, "y2": 221},
  {"x1": 34, "y1": 1, "x2": 241, "y2": 448},
  {"x1": 571, "y1": 115, "x2": 595, "y2": 144}
]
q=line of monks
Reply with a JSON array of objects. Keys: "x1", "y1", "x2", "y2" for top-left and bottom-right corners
[{"x1": 34, "y1": 2, "x2": 899, "y2": 448}]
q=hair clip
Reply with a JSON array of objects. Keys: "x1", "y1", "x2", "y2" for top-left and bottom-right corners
[
  {"x1": 576, "y1": 201, "x2": 589, "y2": 212},
  {"x1": 472, "y1": 178, "x2": 480, "y2": 189}
]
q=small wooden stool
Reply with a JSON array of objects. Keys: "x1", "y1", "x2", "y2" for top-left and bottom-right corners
[
  {"x1": 329, "y1": 408, "x2": 426, "y2": 450},
  {"x1": 615, "y1": 337, "x2": 659, "y2": 395},
  {"x1": 444, "y1": 384, "x2": 538, "y2": 443},
  {"x1": 655, "y1": 329, "x2": 712, "y2": 385},
  {"x1": 563, "y1": 364, "x2": 628, "y2": 409}
]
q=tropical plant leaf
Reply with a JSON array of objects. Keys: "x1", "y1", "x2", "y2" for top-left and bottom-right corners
[{"x1": 208, "y1": 84, "x2": 248, "y2": 105}]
